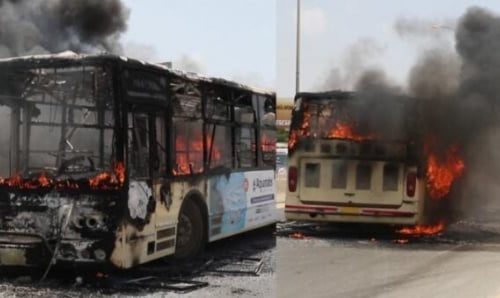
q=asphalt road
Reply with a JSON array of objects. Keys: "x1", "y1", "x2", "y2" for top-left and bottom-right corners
[{"x1": 277, "y1": 210, "x2": 500, "y2": 298}]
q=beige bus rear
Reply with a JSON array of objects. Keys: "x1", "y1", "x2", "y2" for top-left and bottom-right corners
[{"x1": 285, "y1": 91, "x2": 438, "y2": 226}]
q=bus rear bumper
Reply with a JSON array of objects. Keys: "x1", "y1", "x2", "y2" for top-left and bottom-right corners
[{"x1": 284, "y1": 204, "x2": 419, "y2": 225}]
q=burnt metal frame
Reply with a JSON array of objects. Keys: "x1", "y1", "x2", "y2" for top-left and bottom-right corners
[
  {"x1": 116, "y1": 61, "x2": 276, "y2": 179},
  {"x1": 0, "y1": 64, "x2": 116, "y2": 175},
  {"x1": 0, "y1": 54, "x2": 275, "y2": 184},
  {"x1": 169, "y1": 76, "x2": 204, "y2": 176},
  {"x1": 202, "y1": 85, "x2": 238, "y2": 170}
]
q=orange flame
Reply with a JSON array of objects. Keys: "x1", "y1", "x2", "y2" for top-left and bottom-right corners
[
  {"x1": 288, "y1": 104, "x2": 375, "y2": 150},
  {"x1": 397, "y1": 222, "x2": 445, "y2": 236},
  {"x1": 0, "y1": 172, "x2": 53, "y2": 190},
  {"x1": 0, "y1": 162, "x2": 126, "y2": 191},
  {"x1": 289, "y1": 232, "x2": 311, "y2": 240},
  {"x1": 88, "y1": 162, "x2": 126, "y2": 190},
  {"x1": 327, "y1": 122, "x2": 374, "y2": 141},
  {"x1": 288, "y1": 107, "x2": 312, "y2": 150},
  {"x1": 300, "y1": 109, "x2": 311, "y2": 133},
  {"x1": 173, "y1": 134, "x2": 221, "y2": 175},
  {"x1": 6, "y1": 175, "x2": 22, "y2": 188},
  {"x1": 426, "y1": 146, "x2": 465, "y2": 199},
  {"x1": 38, "y1": 172, "x2": 52, "y2": 187},
  {"x1": 288, "y1": 130, "x2": 299, "y2": 150}
]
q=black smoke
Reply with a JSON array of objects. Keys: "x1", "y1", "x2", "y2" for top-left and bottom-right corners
[
  {"x1": 0, "y1": 0, "x2": 129, "y2": 175},
  {"x1": 344, "y1": 6, "x2": 500, "y2": 221},
  {"x1": 0, "y1": 0, "x2": 129, "y2": 57}
]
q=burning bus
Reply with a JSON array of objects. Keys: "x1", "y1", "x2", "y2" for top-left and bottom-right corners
[
  {"x1": 0, "y1": 52, "x2": 277, "y2": 270},
  {"x1": 285, "y1": 91, "x2": 464, "y2": 227}
]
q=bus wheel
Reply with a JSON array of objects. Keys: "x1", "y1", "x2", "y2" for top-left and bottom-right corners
[{"x1": 174, "y1": 199, "x2": 204, "y2": 259}]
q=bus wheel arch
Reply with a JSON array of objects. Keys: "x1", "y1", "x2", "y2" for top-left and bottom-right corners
[{"x1": 174, "y1": 191, "x2": 208, "y2": 259}]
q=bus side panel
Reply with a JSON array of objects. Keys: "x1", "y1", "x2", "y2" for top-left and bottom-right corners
[
  {"x1": 110, "y1": 179, "x2": 205, "y2": 268},
  {"x1": 207, "y1": 170, "x2": 277, "y2": 242}
]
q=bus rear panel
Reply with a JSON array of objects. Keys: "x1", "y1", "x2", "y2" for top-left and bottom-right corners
[{"x1": 285, "y1": 91, "x2": 434, "y2": 226}]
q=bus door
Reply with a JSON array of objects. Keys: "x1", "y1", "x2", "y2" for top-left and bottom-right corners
[{"x1": 127, "y1": 106, "x2": 175, "y2": 257}]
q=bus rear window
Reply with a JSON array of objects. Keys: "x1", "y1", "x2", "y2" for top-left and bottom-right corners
[
  {"x1": 331, "y1": 162, "x2": 348, "y2": 189},
  {"x1": 289, "y1": 96, "x2": 409, "y2": 144},
  {"x1": 305, "y1": 163, "x2": 320, "y2": 188},
  {"x1": 383, "y1": 164, "x2": 399, "y2": 191},
  {"x1": 356, "y1": 163, "x2": 372, "y2": 190}
]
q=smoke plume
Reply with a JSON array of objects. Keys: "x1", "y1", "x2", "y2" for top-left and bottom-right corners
[
  {"x1": 0, "y1": 0, "x2": 129, "y2": 174},
  {"x1": 322, "y1": 38, "x2": 385, "y2": 90},
  {"x1": 394, "y1": 16, "x2": 456, "y2": 41},
  {"x1": 352, "y1": 70, "x2": 407, "y2": 141},
  {"x1": 174, "y1": 54, "x2": 206, "y2": 74},
  {"x1": 323, "y1": 6, "x2": 500, "y2": 221},
  {"x1": 0, "y1": 0, "x2": 129, "y2": 57}
]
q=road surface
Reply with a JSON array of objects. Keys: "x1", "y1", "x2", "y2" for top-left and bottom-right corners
[{"x1": 277, "y1": 210, "x2": 500, "y2": 298}]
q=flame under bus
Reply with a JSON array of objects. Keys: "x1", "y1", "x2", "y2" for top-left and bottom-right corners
[
  {"x1": 0, "y1": 52, "x2": 278, "y2": 270},
  {"x1": 285, "y1": 91, "x2": 440, "y2": 226}
]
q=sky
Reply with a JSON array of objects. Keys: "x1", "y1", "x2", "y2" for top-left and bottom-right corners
[
  {"x1": 121, "y1": 0, "x2": 276, "y2": 89},
  {"x1": 277, "y1": 0, "x2": 500, "y2": 100}
]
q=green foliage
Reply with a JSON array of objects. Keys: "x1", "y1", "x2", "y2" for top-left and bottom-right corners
[{"x1": 277, "y1": 128, "x2": 289, "y2": 143}]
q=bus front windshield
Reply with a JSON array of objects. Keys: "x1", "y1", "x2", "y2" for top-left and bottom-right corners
[{"x1": 0, "y1": 65, "x2": 116, "y2": 177}]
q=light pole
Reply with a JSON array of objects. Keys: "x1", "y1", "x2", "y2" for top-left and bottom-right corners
[{"x1": 295, "y1": 0, "x2": 301, "y2": 94}]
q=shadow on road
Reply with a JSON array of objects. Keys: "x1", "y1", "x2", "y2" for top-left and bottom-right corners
[{"x1": 277, "y1": 220, "x2": 500, "y2": 252}]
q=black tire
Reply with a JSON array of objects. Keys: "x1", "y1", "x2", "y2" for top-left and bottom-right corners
[{"x1": 174, "y1": 199, "x2": 205, "y2": 259}]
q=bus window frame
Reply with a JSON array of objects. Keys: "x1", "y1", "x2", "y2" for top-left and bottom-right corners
[
  {"x1": 118, "y1": 64, "x2": 277, "y2": 181},
  {"x1": 120, "y1": 66, "x2": 170, "y2": 181}
]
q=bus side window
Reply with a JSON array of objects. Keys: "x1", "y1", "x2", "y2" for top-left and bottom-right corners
[
  {"x1": 128, "y1": 113, "x2": 150, "y2": 178},
  {"x1": 154, "y1": 116, "x2": 167, "y2": 175},
  {"x1": 206, "y1": 124, "x2": 232, "y2": 169},
  {"x1": 260, "y1": 129, "x2": 276, "y2": 167},
  {"x1": 260, "y1": 96, "x2": 276, "y2": 167},
  {"x1": 204, "y1": 91, "x2": 233, "y2": 169},
  {"x1": 236, "y1": 126, "x2": 256, "y2": 168},
  {"x1": 171, "y1": 77, "x2": 203, "y2": 175},
  {"x1": 235, "y1": 103, "x2": 257, "y2": 168},
  {"x1": 173, "y1": 119, "x2": 204, "y2": 175}
]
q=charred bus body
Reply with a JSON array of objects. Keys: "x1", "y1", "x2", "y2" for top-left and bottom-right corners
[
  {"x1": 0, "y1": 52, "x2": 277, "y2": 269},
  {"x1": 285, "y1": 91, "x2": 447, "y2": 226}
]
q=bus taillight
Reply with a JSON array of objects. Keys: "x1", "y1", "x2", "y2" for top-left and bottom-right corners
[
  {"x1": 406, "y1": 172, "x2": 417, "y2": 197},
  {"x1": 289, "y1": 166, "x2": 298, "y2": 192}
]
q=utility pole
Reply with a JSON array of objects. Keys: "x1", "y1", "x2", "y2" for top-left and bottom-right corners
[{"x1": 295, "y1": 0, "x2": 301, "y2": 94}]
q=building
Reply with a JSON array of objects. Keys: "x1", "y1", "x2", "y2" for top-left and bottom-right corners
[{"x1": 276, "y1": 98, "x2": 293, "y2": 131}]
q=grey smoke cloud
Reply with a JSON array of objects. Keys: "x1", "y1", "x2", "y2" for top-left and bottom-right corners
[
  {"x1": 342, "y1": 6, "x2": 500, "y2": 221},
  {"x1": 0, "y1": 0, "x2": 129, "y2": 57},
  {"x1": 174, "y1": 54, "x2": 206, "y2": 74},
  {"x1": 394, "y1": 16, "x2": 456, "y2": 40},
  {"x1": 322, "y1": 38, "x2": 385, "y2": 90},
  {"x1": 319, "y1": 6, "x2": 500, "y2": 222},
  {"x1": 123, "y1": 41, "x2": 159, "y2": 62}
]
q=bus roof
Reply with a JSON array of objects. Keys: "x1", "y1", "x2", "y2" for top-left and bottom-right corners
[
  {"x1": 295, "y1": 90, "x2": 412, "y2": 104},
  {"x1": 0, "y1": 51, "x2": 275, "y2": 97},
  {"x1": 295, "y1": 90, "x2": 355, "y2": 101}
]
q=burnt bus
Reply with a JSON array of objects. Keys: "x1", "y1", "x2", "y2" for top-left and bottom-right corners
[
  {"x1": 285, "y1": 90, "x2": 447, "y2": 226},
  {"x1": 0, "y1": 52, "x2": 277, "y2": 270}
]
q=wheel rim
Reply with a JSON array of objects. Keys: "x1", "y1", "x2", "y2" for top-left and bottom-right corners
[{"x1": 177, "y1": 212, "x2": 193, "y2": 247}]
